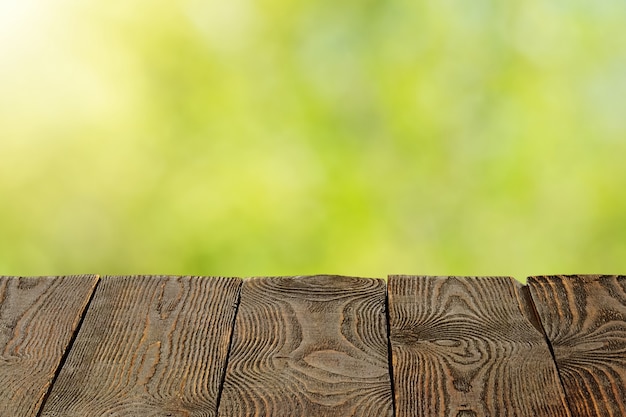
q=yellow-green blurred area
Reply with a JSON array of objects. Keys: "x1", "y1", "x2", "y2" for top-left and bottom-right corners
[{"x1": 2, "y1": 0, "x2": 626, "y2": 281}]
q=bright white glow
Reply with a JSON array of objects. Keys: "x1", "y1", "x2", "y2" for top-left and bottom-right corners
[
  {"x1": 0, "y1": 0, "x2": 138, "y2": 150},
  {"x1": 0, "y1": 0, "x2": 48, "y2": 42}
]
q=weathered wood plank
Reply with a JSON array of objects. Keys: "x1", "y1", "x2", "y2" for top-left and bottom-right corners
[
  {"x1": 388, "y1": 275, "x2": 571, "y2": 417},
  {"x1": 0, "y1": 275, "x2": 98, "y2": 417},
  {"x1": 218, "y1": 275, "x2": 393, "y2": 417},
  {"x1": 40, "y1": 275, "x2": 241, "y2": 417},
  {"x1": 528, "y1": 275, "x2": 626, "y2": 417}
]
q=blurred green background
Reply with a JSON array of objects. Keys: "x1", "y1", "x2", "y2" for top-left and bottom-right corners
[{"x1": 1, "y1": 0, "x2": 626, "y2": 282}]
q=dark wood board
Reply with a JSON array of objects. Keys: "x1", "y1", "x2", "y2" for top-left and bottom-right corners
[
  {"x1": 528, "y1": 275, "x2": 626, "y2": 417},
  {"x1": 388, "y1": 275, "x2": 571, "y2": 417},
  {"x1": 39, "y1": 275, "x2": 241, "y2": 417},
  {"x1": 0, "y1": 275, "x2": 99, "y2": 417},
  {"x1": 218, "y1": 275, "x2": 393, "y2": 417}
]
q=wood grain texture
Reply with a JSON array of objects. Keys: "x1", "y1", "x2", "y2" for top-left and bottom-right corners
[
  {"x1": 218, "y1": 275, "x2": 393, "y2": 417},
  {"x1": 0, "y1": 275, "x2": 98, "y2": 417},
  {"x1": 388, "y1": 275, "x2": 571, "y2": 417},
  {"x1": 528, "y1": 275, "x2": 626, "y2": 417},
  {"x1": 39, "y1": 275, "x2": 241, "y2": 417}
]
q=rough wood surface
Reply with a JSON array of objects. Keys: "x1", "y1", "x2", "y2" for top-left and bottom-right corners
[
  {"x1": 529, "y1": 275, "x2": 626, "y2": 417},
  {"x1": 0, "y1": 275, "x2": 98, "y2": 417},
  {"x1": 388, "y1": 275, "x2": 571, "y2": 417},
  {"x1": 39, "y1": 275, "x2": 241, "y2": 417},
  {"x1": 218, "y1": 275, "x2": 393, "y2": 417}
]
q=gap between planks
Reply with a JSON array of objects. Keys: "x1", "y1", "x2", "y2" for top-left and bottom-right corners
[{"x1": 35, "y1": 275, "x2": 102, "y2": 417}]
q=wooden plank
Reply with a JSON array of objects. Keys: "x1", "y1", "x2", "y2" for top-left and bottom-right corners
[
  {"x1": 218, "y1": 275, "x2": 393, "y2": 417},
  {"x1": 39, "y1": 275, "x2": 241, "y2": 417},
  {"x1": 528, "y1": 275, "x2": 626, "y2": 417},
  {"x1": 388, "y1": 275, "x2": 571, "y2": 417},
  {"x1": 0, "y1": 275, "x2": 98, "y2": 417}
]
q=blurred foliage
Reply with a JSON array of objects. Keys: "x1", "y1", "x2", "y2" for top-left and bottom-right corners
[{"x1": 1, "y1": 0, "x2": 626, "y2": 281}]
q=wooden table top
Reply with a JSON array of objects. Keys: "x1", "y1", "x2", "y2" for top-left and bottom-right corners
[{"x1": 0, "y1": 274, "x2": 624, "y2": 416}]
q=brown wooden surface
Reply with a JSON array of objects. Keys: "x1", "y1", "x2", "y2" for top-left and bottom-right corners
[
  {"x1": 39, "y1": 275, "x2": 241, "y2": 417},
  {"x1": 0, "y1": 273, "x2": 623, "y2": 416},
  {"x1": 529, "y1": 275, "x2": 626, "y2": 417},
  {"x1": 0, "y1": 275, "x2": 98, "y2": 417},
  {"x1": 388, "y1": 275, "x2": 571, "y2": 417},
  {"x1": 218, "y1": 275, "x2": 393, "y2": 417}
]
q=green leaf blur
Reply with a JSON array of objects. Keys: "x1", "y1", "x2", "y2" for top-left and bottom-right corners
[{"x1": 1, "y1": 0, "x2": 626, "y2": 281}]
